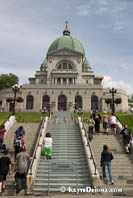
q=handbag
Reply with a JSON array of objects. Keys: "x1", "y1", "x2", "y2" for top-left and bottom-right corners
[{"x1": 2, "y1": 143, "x2": 6, "y2": 150}]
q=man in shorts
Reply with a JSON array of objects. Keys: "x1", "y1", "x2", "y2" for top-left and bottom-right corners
[
  {"x1": 0, "y1": 150, "x2": 12, "y2": 195},
  {"x1": 110, "y1": 113, "x2": 117, "y2": 135},
  {"x1": 102, "y1": 111, "x2": 109, "y2": 135}
]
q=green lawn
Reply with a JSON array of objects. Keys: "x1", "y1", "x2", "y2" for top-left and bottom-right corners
[
  {"x1": 73, "y1": 112, "x2": 90, "y2": 122},
  {"x1": 116, "y1": 112, "x2": 133, "y2": 132},
  {"x1": 0, "y1": 112, "x2": 49, "y2": 123},
  {"x1": 73, "y1": 112, "x2": 133, "y2": 132},
  {"x1": 0, "y1": 112, "x2": 11, "y2": 124}
]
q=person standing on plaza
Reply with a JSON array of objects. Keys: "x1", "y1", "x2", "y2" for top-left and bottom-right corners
[
  {"x1": 14, "y1": 148, "x2": 30, "y2": 194},
  {"x1": 88, "y1": 115, "x2": 95, "y2": 141},
  {"x1": 43, "y1": 132, "x2": 53, "y2": 160},
  {"x1": 102, "y1": 112, "x2": 109, "y2": 135},
  {"x1": 0, "y1": 150, "x2": 12, "y2": 195},
  {"x1": 109, "y1": 113, "x2": 117, "y2": 134},
  {"x1": 94, "y1": 112, "x2": 101, "y2": 134},
  {"x1": 0, "y1": 124, "x2": 6, "y2": 151},
  {"x1": 120, "y1": 125, "x2": 132, "y2": 154},
  {"x1": 101, "y1": 145, "x2": 114, "y2": 185}
]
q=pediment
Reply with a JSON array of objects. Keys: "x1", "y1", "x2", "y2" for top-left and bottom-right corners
[{"x1": 47, "y1": 48, "x2": 83, "y2": 56}]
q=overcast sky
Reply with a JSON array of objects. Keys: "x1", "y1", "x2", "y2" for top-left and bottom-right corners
[{"x1": 0, "y1": 0, "x2": 133, "y2": 95}]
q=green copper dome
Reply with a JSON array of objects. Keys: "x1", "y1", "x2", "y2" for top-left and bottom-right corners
[
  {"x1": 41, "y1": 24, "x2": 91, "y2": 69},
  {"x1": 47, "y1": 25, "x2": 85, "y2": 55}
]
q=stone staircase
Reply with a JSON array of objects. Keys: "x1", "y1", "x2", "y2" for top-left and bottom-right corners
[
  {"x1": 34, "y1": 111, "x2": 92, "y2": 195},
  {"x1": 1, "y1": 122, "x2": 40, "y2": 196},
  {"x1": 91, "y1": 132, "x2": 133, "y2": 196}
]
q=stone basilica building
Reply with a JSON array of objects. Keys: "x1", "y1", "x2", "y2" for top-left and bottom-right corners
[{"x1": 0, "y1": 24, "x2": 128, "y2": 113}]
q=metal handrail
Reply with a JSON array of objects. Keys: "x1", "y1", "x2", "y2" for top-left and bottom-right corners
[
  {"x1": 28, "y1": 117, "x2": 45, "y2": 174},
  {"x1": 82, "y1": 122, "x2": 97, "y2": 175}
]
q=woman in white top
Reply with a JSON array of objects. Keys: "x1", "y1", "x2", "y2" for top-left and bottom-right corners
[
  {"x1": 43, "y1": 132, "x2": 53, "y2": 159},
  {"x1": 110, "y1": 113, "x2": 117, "y2": 134}
]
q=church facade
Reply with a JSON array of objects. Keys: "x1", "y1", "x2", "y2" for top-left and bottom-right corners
[{"x1": 0, "y1": 25, "x2": 128, "y2": 113}]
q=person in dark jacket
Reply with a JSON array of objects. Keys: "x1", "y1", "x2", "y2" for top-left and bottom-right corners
[
  {"x1": 94, "y1": 112, "x2": 101, "y2": 134},
  {"x1": 120, "y1": 125, "x2": 131, "y2": 153},
  {"x1": 0, "y1": 150, "x2": 12, "y2": 195},
  {"x1": 101, "y1": 145, "x2": 114, "y2": 184}
]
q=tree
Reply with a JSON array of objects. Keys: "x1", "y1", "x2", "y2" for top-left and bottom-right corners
[{"x1": 0, "y1": 73, "x2": 19, "y2": 90}]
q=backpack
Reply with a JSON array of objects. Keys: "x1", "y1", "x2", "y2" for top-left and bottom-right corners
[
  {"x1": 123, "y1": 129, "x2": 131, "y2": 139},
  {"x1": 15, "y1": 139, "x2": 22, "y2": 149}
]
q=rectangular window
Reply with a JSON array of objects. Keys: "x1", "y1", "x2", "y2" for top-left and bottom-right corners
[
  {"x1": 0, "y1": 101, "x2": 2, "y2": 105},
  {"x1": 57, "y1": 78, "x2": 61, "y2": 84},
  {"x1": 63, "y1": 78, "x2": 67, "y2": 84},
  {"x1": 69, "y1": 78, "x2": 73, "y2": 84}
]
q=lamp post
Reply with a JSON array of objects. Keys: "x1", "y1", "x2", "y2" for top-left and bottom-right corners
[
  {"x1": 110, "y1": 87, "x2": 117, "y2": 114},
  {"x1": 73, "y1": 103, "x2": 77, "y2": 113},
  {"x1": 42, "y1": 107, "x2": 47, "y2": 121},
  {"x1": 47, "y1": 103, "x2": 55, "y2": 118},
  {"x1": 12, "y1": 84, "x2": 20, "y2": 115}
]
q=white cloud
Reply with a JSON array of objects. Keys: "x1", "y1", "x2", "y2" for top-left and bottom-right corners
[
  {"x1": 120, "y1": 63, "x2": 131, "y2": 72},
  {"x1": 76, "y1": 0, "x2": 130, "y2": 17},
  {"x1": 102, "y1": 76, "x2": 133, "y2": 94}
]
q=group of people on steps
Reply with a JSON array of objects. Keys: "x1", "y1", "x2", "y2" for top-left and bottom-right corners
[
  {"x1": 0, "y1": 109, "x2": 132, "y2": 194},
  {"x1": 0, "y1": 125, "x2": 29, "y2": 195},
  {"x1": 88, "y1": 111, "x2": 132, "y2": 185}
]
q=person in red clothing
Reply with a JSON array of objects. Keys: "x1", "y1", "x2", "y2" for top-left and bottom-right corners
[{"x1": 0, "y1": 124, "x2": 6, "y2": 151}]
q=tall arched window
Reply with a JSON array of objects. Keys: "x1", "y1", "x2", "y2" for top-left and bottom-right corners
[
  {"x1": 42, "y1": 95, "x2": 50, "y2": 109},
  {"x1": 75, "y1": 95, "x2": 82, "y2": 109},
  {"x1": 26, "y1": 95, "x2": 34, "y2": 110},
  {"x1": 91, "y1": 95, "x2": 98, "y2": 110}
]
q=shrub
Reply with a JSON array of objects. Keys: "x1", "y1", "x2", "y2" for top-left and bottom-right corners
[
  {"x1": 6, "y1": 97, "x2": 14, "y2": 103},
  {"x1": 16, "y1": 96, "x2": 24, "y2": 103}
]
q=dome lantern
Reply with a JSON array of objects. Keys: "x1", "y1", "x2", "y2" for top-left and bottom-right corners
[{"x1": 63, "y1": 21, "x2": 70, "y2": 36}]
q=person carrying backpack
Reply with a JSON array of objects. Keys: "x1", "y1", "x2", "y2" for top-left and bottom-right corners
[
  {"x1": 15, "y1": 126, "x2": 25, "y2": 138},
  {"x1": 120, "y1": 125, "x2": 131, "y2": 154},
  {"x1": 13, "y1": 135, "x2": 26, "y2": 160},
  {"x1": 88, "y1": 115, "x2": 95, "y2": 141}
]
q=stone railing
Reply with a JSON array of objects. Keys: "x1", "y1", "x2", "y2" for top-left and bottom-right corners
[
  {"x1": 78, "y1": 117, "x2": 99, "y2": 187},
  {"x1": 26, "y1": 117, "x2": 49, "y2": 194},
  {"x1": 4, "y1": 115, "x2": 16, "y2": 134}
]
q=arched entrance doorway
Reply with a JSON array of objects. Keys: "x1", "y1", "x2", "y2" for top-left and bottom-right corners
[
  {"x1": 91, "y1": 95, "x2": 98, "y2": 111},
  {"x1": 26, "y1": 95, "x2": 34, "y2": 110},
  {"x1": 75, "y1": 95, "x2": 82, "y2": 109},
  {"x1": 58, "y1": 95, "x2": 67, "y2": 111},
  {"x1": 42, "y1": 95, "x2": 50, "y2": 109},
  {"x1": 9, "y1": 103, "x2": 14, "y2": 112}
]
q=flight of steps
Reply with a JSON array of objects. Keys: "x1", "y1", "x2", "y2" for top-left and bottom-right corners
[
  {"x1": 91, "y1": 132, "x2": 133, "y2": 196},
  {"x1": 2, "y1": 122, "x2": 40, "y2": 196},
  {"x1": 34, "y1": 111, "x2": 92, "y2": 195}
]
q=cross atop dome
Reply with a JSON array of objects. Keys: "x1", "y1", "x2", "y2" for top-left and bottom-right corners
[{"x1": 63, "y1": 21, "x2": 70, "y2": 35}]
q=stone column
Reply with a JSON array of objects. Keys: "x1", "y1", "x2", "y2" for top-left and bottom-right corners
[{"x1": 55, "y1": 78, "x2": 57, "y2": 84}]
